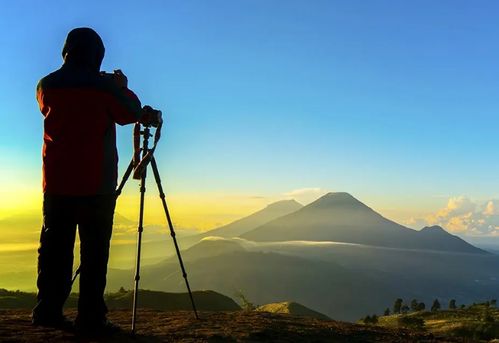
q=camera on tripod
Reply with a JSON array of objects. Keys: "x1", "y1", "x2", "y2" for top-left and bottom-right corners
[{"x1": 140, "y1": 105, "x2": 162, "y2": 128}]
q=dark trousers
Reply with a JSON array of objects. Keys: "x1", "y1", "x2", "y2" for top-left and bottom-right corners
[{"x1": 32, "y1": 194, "x2": 116, "y2": 322}]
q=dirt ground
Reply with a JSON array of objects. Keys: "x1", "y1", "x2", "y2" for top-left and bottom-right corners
[{"x1": 0, "y1": 309, "x2": 456, "y2": 342}]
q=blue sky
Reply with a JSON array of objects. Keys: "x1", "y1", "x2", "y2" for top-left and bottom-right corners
[{"x1": 1, "y1": 1, "x2": 499, "y2": 232}]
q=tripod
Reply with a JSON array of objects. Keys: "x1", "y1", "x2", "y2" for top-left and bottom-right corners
[
  {"x1": 71, "y1": 120, "x2": 199, "y2": 334},
  {"x1": 118, "y1": 122, "x2": 199, "y2": 333}
]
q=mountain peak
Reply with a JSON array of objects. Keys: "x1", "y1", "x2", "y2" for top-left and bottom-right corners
[
  {"x1": 322, "y1": 192, "x2": 356, "y2": 200},
  {"x1": 265, "y1": 199, "x2": 303, "y2": 211},
  {"x1": 421, "y1": 225, "x2": 447, "y2": 234},
  {"x1": 307, "y1": 192, "x2": 367, "y2": 210}
]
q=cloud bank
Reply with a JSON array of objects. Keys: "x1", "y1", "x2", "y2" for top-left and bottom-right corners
[{"x1": 408, "y1": 196, "x2": 499, "y2": 236}]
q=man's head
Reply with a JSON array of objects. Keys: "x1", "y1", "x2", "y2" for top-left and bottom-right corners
[{"x1": 62, "y1": 28, "x2": 105, "y2": 72}]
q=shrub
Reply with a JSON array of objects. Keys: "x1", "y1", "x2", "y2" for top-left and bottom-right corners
[
  {"x1": 397, "y1": 316, "x2": 425, "y2": 331},
  {"x1": 234, "y1": 290, "x2": 255, "y2": 311},
  {"x1": 393, "y1": 298, "x2": 403, "y2": 314},
  {"x1": 362, "y1": 314, "x2": 379, "y2": 325},
  {"x1": 431, "y1": 299, "x2": 441, "y2": 312}
]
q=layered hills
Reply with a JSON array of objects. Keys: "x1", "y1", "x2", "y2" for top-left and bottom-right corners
[
  {"x1": 107, "y1": 240, "x2": 395, "y2": 321},
  {"x1": 104, "y1": 192, "x2": 499, "y2": 322}
]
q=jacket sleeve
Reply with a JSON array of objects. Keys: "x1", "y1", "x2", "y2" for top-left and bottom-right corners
[
  {"x1": 36, "y1": 79, "x2": 49, "y2": 117},
  {"x1": 102, "y1": 80, "x2": 143, "y2": 125}
]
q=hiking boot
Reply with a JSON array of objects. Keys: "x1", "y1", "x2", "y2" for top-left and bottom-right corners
[
  {"x1": 75, "y1": 317, "x2": 121, "y2": 336},
  {"x1": 32, "y1": 314, "x2": 74, "y2": 331}
]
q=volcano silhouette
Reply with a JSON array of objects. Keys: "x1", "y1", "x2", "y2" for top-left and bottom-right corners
[{"x1": 241, "y1": 192, "x2": 484, "y2": 254}]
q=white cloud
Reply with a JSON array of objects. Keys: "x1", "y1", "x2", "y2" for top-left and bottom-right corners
[
  {"x1": 483, "y1": 200, "x2": 499, "y2": 216},
  {"x1": 283, "y1": 187, "x2": 327, "y2": 204},
  {"x1": 412, "y1": 196, "x2": 499, "y2": 236},
  {"x1": 200, "y1": 236, "x2": 365, "y2": 249}
]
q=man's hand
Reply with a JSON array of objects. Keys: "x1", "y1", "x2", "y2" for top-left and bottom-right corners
[
  {"x1": 113, "y1": 69, "x2": 128, "y2": 88},
  {"x1": 100, "y1": 69, "x2": 128, "y2": 88}
]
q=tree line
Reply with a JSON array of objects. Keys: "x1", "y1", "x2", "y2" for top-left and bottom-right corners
[
  {"x1": 388, "y1": 298, "x2": 497, "y2": 316},
  {"x1": 361, "y1": 298, "x2": 497, "y2": 325}
]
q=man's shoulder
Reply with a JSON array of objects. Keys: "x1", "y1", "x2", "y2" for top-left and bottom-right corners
[
  {"x1": 37, "y1": 66, "x2": 107, "y2": 91},
  {"x1": 37, "y1": 69, "x2": 62, "y2": 89}
]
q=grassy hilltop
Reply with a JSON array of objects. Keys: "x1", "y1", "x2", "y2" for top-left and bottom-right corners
[{"x1": 364, "y1": 301, "x2": 499, "y2": 341}]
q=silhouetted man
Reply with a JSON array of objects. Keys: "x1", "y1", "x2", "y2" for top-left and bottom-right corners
[{"x1": 32, "y1": 27, "x2": 154, "y2": 334}]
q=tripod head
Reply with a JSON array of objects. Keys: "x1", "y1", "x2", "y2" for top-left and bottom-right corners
[{"x1": 132, "y1": 106, "x2": 163, "y2": 180}]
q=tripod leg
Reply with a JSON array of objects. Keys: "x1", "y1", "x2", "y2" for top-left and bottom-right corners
[
  {"x1": 71, "y1": 266, "x2": 80, "y2": 286},
  {"x1": 131, "y1": 170, "x2": 147, "y2": 334},
  {"x1": 116, "y1": 158, "x2": 135, "y2": 197},
  {"x1": 150, "y1": 157, "x2": 199, "y2": 319}
]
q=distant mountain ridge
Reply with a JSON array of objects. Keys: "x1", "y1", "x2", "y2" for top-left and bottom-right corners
[
  {"x1": 241, "y1": 192, "x2": 485, "y2": 255},
  {"x1": 203, "y1": 199, "x2": 303, "y2": 238},
  {"x1": 178, "y1": 199, "x2": 303, "y2": 248}
]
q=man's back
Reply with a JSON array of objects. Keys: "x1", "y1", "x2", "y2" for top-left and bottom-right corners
[{"x1": 38, "y1": 55, "x2": 141, "y2": 195}]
